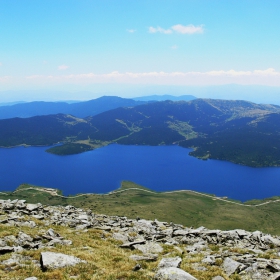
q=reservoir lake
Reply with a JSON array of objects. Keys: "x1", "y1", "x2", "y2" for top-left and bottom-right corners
[{"x1": 1, "y1": 144, "x2": 280, "y2": 202}]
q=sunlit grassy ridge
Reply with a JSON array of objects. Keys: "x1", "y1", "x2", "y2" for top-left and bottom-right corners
[{"x1": 1, "y1": 181, "x2": 280, "y2": 235}]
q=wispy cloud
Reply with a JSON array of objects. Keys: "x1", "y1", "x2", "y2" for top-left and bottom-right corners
[
  {"x1": 172, "y1": 24, "x2": 204, "y2": 34},
  {"x1": 127, "y1": 29, "x2": 136, "y2": 33},
  {"x1": 58, "y1": 65, "x2": 69, "y2": 70},
  {"x1": 24, "y1": 68, "x2": 280, "y2": 86},
  {"x1": 149, "y1": 24, "x2": 204, "y2": 34},
  {"x1": 149, "y1": 26, "x2": 172, "y2": 34},
  {"x1": 0, "y1": 76, "x2": 11, "y2": 82},
  {"x1": 0, "y1": 62, "x2": 2, "y2": 66},
  {"x1": 171, "y1": 45, "x2": 178, "y2": 50}
]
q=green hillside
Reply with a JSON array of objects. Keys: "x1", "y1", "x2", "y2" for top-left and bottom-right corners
[{"x1": 2, "y1": 181, "x2": 280, "y2": 235}]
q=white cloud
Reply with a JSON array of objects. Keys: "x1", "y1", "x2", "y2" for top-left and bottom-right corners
[
  {"x1": 148, "y1": 26, "x2": 172, "y2": 34},
  {"x1": 206, "y1": 70, "x2": 251, "y2": 76},
  {"x1": 171, "y1": 24, "x2": 204, "y2": 34},
  {"x1": 127, "y1": 29, "x2": 136, "y2": 33},
  {"x1": 149, "y1": 24, "x2": 204, "y2": 34},
  {"x1": 253, "y1": 68, "x2": 280, "y2": 76},
  {"x1": 58, "y1": 65, "x2": 69, "y2": 70},
  {"x1": 171, "y1": 45, "x2": 178, "y2": 50}
]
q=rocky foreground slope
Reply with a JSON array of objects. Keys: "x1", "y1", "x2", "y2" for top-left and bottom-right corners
[{"x1": 1, "y1": 199, "x2": 280, "y2": 279}]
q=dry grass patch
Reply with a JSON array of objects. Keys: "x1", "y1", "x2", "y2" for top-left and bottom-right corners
[{"x1": 0, "y1": 223, "x2": 158, "y2": 280}]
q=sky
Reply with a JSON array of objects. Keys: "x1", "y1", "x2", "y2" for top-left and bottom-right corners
[{"x1": 0, "y1": 0, "x2": 280, "y2": 102}]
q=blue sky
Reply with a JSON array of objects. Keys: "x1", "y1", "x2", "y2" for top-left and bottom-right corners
[{"x1": 0, "y1": 0, "x2": 280, "y2": 101}]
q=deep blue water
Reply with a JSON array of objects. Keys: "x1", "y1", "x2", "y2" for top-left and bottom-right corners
[{"x1": 0, "y1": 144, "x2": 280, "y2": 201}]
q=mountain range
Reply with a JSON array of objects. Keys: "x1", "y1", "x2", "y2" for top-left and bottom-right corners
[
  {"x1": 1, "y1": 98, "x2": 280, "y2": 167},
  {"x1": 0, "y1": 96, "x2": 148, "y2": 119}
]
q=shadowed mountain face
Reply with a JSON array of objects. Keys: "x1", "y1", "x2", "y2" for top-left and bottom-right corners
[
  {"x1": 0, "y1": 96, "x2": 148, "y2": 119},
  {"x1": 1, "y1": 98, "x2": 280, "y2": 166}
]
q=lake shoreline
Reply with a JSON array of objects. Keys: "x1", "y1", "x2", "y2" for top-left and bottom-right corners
[{"x1": 2, "y1": 182, "x2": 280, "y2": 207}]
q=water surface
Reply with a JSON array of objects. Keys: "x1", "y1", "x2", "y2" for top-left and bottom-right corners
[{"x1": 0, "y1": 144, "x2": 280, "y2": 201}]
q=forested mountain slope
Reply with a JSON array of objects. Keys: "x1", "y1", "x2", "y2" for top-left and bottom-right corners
[{"x1": 1, "y1": 99, "x2": 280, "y2": 166}]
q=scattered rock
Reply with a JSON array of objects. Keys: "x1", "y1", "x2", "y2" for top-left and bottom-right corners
[{"x1": 1, "y1": 198, "x2": 280, "y2": 279}]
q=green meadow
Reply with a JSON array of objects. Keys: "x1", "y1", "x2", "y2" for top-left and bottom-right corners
[{"x1": 1, "y1": 181, "x2": 280, "y2": 235}]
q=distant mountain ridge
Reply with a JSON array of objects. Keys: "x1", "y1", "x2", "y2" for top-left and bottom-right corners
[
  {"x1": 1, "y1": 98, "x2": 280, "y2": 167},
  {"x1": 0, "y1": 96, "x2": 148, "y2": 119},
  {"x1": 0, "y1": 95, "x2": 196, "y2": 119},
  {"x1": 133, "y1": 94, "x2": 196, "y2": 102},
  {"x1": 0, "y1": 101, "x2": 27, "y2": 106}
]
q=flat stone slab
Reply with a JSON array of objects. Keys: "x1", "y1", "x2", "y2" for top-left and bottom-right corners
[
  {"x1": 133, "y1": 242, "x2": 163, "y2": 254},
  {"x1": 120, "y1": 240, "x2": 146, "y2": 248},
  {"x1": 130, "y1": 253, "x2": 158, "y2": 261},
  {"x1": 212, "y1": 277, "x2": 225, "y2": 280},
  {"x1": 26, "y1": 204, "x2": 40, "y2": 211},
  {"x1": 222, "y1": 257, "x2": 241, "y2": 276},
  {"x1": 158, "y1": 257, "x2": 182, "y2": 268},
  {"x1": 154, "y1": 267, "x2": 197, "y2": 280},
  {"x1": 0, "y1": 246, "x2": 14, "y2": 254},
  {"x1": 40, "y1": 252, "x2": 86, "y2": 270},
  {"x1": 112, "y1": 232, "x2": 129, "y2": 243}
]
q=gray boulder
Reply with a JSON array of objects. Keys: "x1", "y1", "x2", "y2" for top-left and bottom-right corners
[
  {"x1": 112, "y1": 232, "x2": 129, "y2": 243},
  {"x1": 133, "y1": 242, "x2": 163, "y2": 254},
  {"x1": 40, "y1": 252, "x2": 86, "y2": 270},
  {"x1": 26, "y1": 203, "x2": 41, "y2": 212},
  {"x1": 222, "y1": 257, "x2": 242, "y2": 276},
  {"x1": 158, "y1": 257, "x2": 182, "y2": 268},
  {"x1": 154, "y1": 267, "x2": 197, "y2": 280}
]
